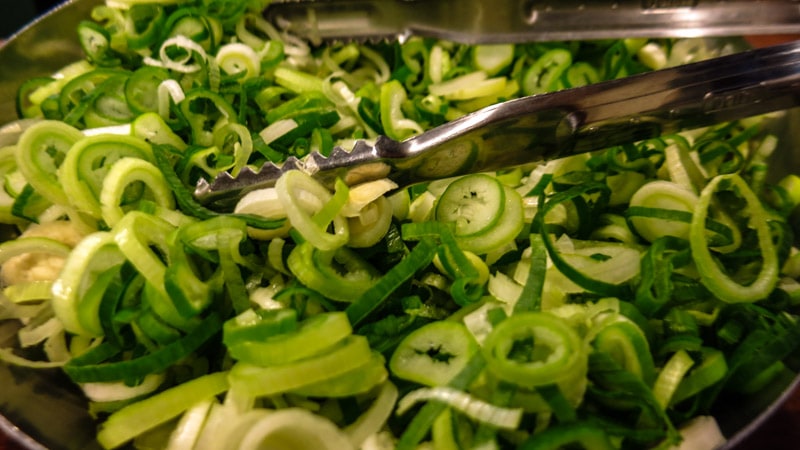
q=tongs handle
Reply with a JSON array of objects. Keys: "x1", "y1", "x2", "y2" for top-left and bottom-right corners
[{"x1": 264, "y1": 0, "x2": 800, "y2": 44}]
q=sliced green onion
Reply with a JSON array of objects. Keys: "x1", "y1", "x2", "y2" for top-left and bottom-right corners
[
  {"x1": 287, "y1": 242, "x2": 379, "y2": 303},
  {"x1": 291, "y1": 351, "x2": 388, "y2": 398},
  {"x1": 145, "y1": 35, "x2": 208, "y2": 74},
  {"x1": 276, "y1": 170, "x2": 349, "y2": 251},
  {"x1": 472, "y1": 44, "x2": 515, "y2": 76},
  {"x1": 81, "y1": 373, "x2": 164, "y2": 403},
  {"x1": 274, "y1": 67, "x2": 324, "y2": 93},
  {"x1": 482, "y1": 311, "x2": 586, "y2": 388},
  {"x1": 223, "y1": 308, "x2": 298, "y2": 347},
  {"x1": 346, "y1": 237, "x2": 437, "y2": 326},
  {"x1": 592, "y1": 319, "x2": 656, "y2": 385},
  {"x1": 514, "y1": 234, "x2": 548, "y2": 312},
  {"x1": 4, "y1": 281, "x2": 55, "y2": 304},
  {"x1": 228, "y1": 335, "x2": 373, "y2": 397},
  {"x1": 100, "y1": 157, "x2": 175, "y2": 227},
  {"x1": 390, "y1": 320, "x2": 479, "y2": 386},
  {"x1": 628, "y1": 180, "x2": 699, "y2": 243},
  {"x1": 434, "y1": 174, "x2": 524, "y2": 254},
  {"x1": 0, "y1": 347, "x2": 65, "y2": 369},
  {"x1": 380, "y1": 79, "x2": 423, "y2": 141},
  {"x1": 132, "y1": 112, "x2": 187, "y2": 150},
  {"x1": 395, "y1": 352, "x2": 486, "y2": 450},
  {"x1": 224, "y1": 408, "x2": 356, "y2": 450},
  {"x1": 671, "y1": 348, "x2": 727, "y2": 405},
  {"x1": 233, "y1": 187, "x2": 292, "y2": 240},
  {"x1": 16, "y1": 120, "x2": 84, "y2": 205},
  {"x1": 96, "y1": 371, "x2": 229, "y2": 450},
  {"x1": 347, "y1": 195, "x2": 394, "y2": 248},
  {"x1": 125, "y1": 66, "x2": 169, "y2": 115},
  {"x1": 178, "y1": 89, "x2": 237, "y2": 147},
  {"x1": 112, "y1": 211, "x2": 174, "y2": 294},
  {"x1": 59, "y1": 133, "x2": 154, "y2": 218},
  {"x1": 670, "y1": 416, "x2": 726, "y2": 450},
  {"x1": 344, "y1": 381, "x2": 398, "y2": 447},
  {"x1": 216, "y1": 42, "x2": 261, "y2": 79},
  {"x1": 64, "y1": 313, "x2": 222, "y2": 383},
  {"x1": 228, "y1": 311, "x2": 352, "y2": 366},
  {"x1": 397, "y1": 386, "x2": 523, "y2": 429},
  {"x1": 519, "y1": 422, "x2": 615, "y2": 450},
  {"x1": 522, "y1": 49, "x2": 572, "y2": 95},
  {"x1": 51, "y1": 232, "x2": 124, "y2": 336},
  {"x1": 165, "y1": 398, "x2": 214, "y2": 450},
  {"x1": 652, "y1": 350, "x2": 695, "y2": 408},
  {"x1": 689, "y1": 174, "x2": 779, "y2": 303}
]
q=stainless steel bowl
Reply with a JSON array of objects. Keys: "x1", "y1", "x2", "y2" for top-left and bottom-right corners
[{"x1": 1, "y1": 1, "x2": 800, "y2": 449}]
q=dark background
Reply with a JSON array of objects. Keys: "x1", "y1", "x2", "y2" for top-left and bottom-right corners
[{"x1": 1, "y1": 0, "x2": 64, "y2": 38}]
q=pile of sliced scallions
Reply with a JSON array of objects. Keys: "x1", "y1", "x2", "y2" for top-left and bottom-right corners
[{"x1": 2, "y1": 1, "x2": 800, "y2": 449}]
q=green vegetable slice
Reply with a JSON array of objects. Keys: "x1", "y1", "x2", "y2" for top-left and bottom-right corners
[
  {"x1": 435, "y1": 174, "x2": 524, "y2": 254},
  {"x1": 346, "y1": 237, "x2": 438, "y2": 326},
  {"x1": 97, "y1": 371, "x2": 229, "y2": 450},
  {"x1": 472, "y1": 44, "x2": 515, "y2": 76},
  {"x1": 519, "y1": 422, "x2": 615, "y2": 450},
  {"x1": 223, "y1": 308, "x2": 299, "y2": 347},
  {"x1": 287, "y1": 242, "x2": 379, "y2": 303},
  {"x1": 99, "y1": 157, "x2": 175, "y2": 227},
  {"x1": 291, "y1": 351, "x2": 388, "y2": 398},
  {"x1": 15, "y1": 120, "x2": 84, "y2": 206},
  {"x1": 628, "y1": 180, "x2": 699, "y2": 242},
  {"x1": 51, "y1": 232, "x2": 124, "y2": 336},
  {"x1": 58, "y1": 68, "x2": 131, "y2": 126},
  {"x1": 483, "y1": 311, "x2": 586, "y2": 388},
  {"x1": 77, "y1": 20, "x2": 118, "y2": 67},
  {"x1": 592, "y1": 319, "x2": 656, "y2": 385},
  {"x1": 522, "y1": 49, "x2": 572, "y2": 95},
  {"x1": 228, "y1": 311, "x2": 352, "y2": 366},
  {"x1": 435, "y1": 174, "x2": 505, "y2": 236},
  {"x1": 59, "y1": 134, "x2": 154, "y2": 218},
  {"x1": 64, "y1": 313, "x2": 222, "y2": 383},
  {"x1": 690, "y1": 174, "x2": 779, "y2": 303},
  {"x1": 228, "y1": 335, "x2": 374, "y2": 397},
  {"x1": 390, "y1": 320, "x2": 479, "y2": 386},
  {"x1": 125, "y1": 66, "x2": 170, "y2": 115},
  {"x1": 276, "y1": 169, "x2": 349, "y2": 251}
]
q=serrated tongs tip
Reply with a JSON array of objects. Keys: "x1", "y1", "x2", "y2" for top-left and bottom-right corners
[{"x1": 193, "y1": 140, "x2": 388, "y2": 209}]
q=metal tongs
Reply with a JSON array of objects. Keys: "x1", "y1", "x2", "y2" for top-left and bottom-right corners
[
  {"x1": 263, "y1": 0, "x2": 800, "y2": 44},
  {"x1": 195, "y1": 40, "x2": 800, "y2": 208}
]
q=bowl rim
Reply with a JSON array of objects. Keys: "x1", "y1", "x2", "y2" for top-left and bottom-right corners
[{"x1": 0, "y1": 413, "x2": 46, "y2": 450}]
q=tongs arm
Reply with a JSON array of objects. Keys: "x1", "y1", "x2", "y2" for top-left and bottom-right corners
[{"x1": 264, "y1": 0, "x2": 800, "y2": 45}]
